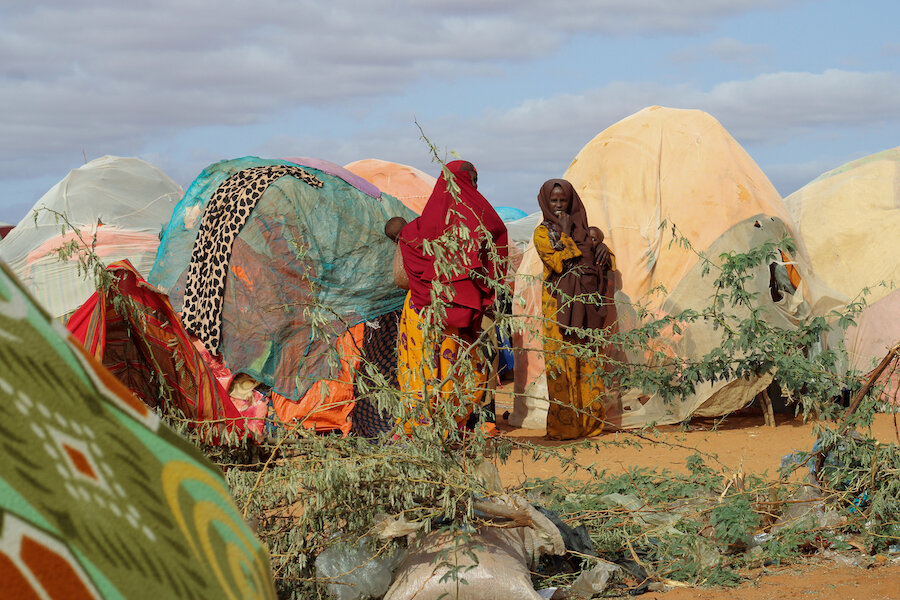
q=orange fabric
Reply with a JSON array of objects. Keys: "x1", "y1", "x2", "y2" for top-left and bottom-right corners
[
  {"x1": 0, "y1": 554, "x2": 42, "y2": 600},
  {"x1": 271, "y1": 324, "x2": 364, "y2": 434},
  {"x1": 344, "y1": 159, "x2": 436, "y2": 215},
  {"x1": 21, "y1": 537, "x2": 97, "y2": 600},
  {"x1": 780, "y1": 250, "x2": 802, "y2": 289},
  {"x1": 26, "y1": 228, "x2": 159, "y2": 266},
  {"x1": 231, "y1": 264, "x2": 254, "y2": 291}
]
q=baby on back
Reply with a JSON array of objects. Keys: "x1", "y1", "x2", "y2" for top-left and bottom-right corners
[
  {"x1": 588, "y1": 226, "x2": 615, "y2": 322},
  {"x1": 384, "y1": 216, "x2": 407, "y2": 243},
  {"x1": 588, "y1": 226, "x2": 613, "y2": 273}
]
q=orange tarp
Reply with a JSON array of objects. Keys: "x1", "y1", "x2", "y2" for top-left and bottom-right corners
[
  {"x1": 344, "y1": 159, "x2": 436, "y2": 215},
  {"x1": 271, "y1": 324, "x2": 365, "y2": 435}
]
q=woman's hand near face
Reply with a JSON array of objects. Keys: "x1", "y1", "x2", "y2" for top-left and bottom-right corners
[{"x1": 558, "y1": 213, "x2": 573, "y2": 235}]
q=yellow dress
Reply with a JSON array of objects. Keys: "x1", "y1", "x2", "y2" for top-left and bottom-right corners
[
  {"x1": 396, "y1": 292, "x2": 487, "y2": 433},
  {"x1": 534, "y1": 225, "x2": 606, "y2": 440}
]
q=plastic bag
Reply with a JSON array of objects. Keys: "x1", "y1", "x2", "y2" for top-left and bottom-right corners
[
  {"x1": 315, "y1": 538, "x2": 407, "y2": 600},
  {"x1": 384, "y1": 528, "x2": 546, "y2": 600},
  {"x1": 569, "y1": 560, "x2": 621, "y2": 598}
]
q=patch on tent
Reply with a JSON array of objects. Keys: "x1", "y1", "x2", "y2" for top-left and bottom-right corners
[
  {"x1": 284, "y1": 156, "x2": 381, "y2": 199},
  {"x1": 182, "y1": 165, "x2": 323, "y2": 353}
]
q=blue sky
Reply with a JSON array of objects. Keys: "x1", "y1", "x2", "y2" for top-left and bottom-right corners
[{"x1": 1, "y1": 0, "x2": 898, "y2": 223}]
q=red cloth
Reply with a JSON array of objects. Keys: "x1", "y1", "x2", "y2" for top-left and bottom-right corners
[
  {"x1": 399, "y1": 160, "x2": 508, "y2": 330},
  {"x1": 67, "y1": 260, "x2": 250, "y2": 439}
]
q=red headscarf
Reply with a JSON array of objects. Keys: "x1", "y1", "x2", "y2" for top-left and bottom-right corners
[
  {"x1": 399, "y1": 160, "x2": 508, "y2": 330},
  {"x1": 537, "y1": 179, "x2": 604, "y2": 331}
]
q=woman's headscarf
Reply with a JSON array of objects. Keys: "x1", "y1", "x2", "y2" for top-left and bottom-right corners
[
  {"x1": 537, "y1": 179, "x2": 604, "y2": 331},
  {"x1": 399, "y1": 160, "x2": 508, "y2": 330}
]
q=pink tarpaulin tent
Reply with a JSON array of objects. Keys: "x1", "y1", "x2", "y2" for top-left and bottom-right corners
[{"x1": 344, "y1": 158, "x2": 436, "y2": 215}]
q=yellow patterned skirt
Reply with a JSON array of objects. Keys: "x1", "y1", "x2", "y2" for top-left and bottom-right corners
[{"x1": 397, "y1": 292, "x2": 487, "y2": 432}]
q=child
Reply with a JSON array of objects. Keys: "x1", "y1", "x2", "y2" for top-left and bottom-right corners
[
  {"x1": 588, "y1": 226, "x2": 615, "y2": 321},
  {"x1": 384, "y1": 216, "x2": 408, "y2": 243},
  {"x1": 588, "y1": 226, "x2": 614, "y2": 273}
]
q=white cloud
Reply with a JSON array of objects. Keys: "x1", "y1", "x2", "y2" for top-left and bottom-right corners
[
  {"x1": 254, "y1": 70, "x2": 900, "y2": 209},
  {"x1": 671, "y1": 37, "x2": 771, "y2": 66},
  {"x1": 455, "y1": 69, "x2": 900, "y2": 157},
  {"x1": 8, "y1": 1, "x2": 893, "y2": 221},
  {"x1": 700, "y1": 70, "x2": 900, "y2": 140},
  {"x1": 124, "y1": 68, "x2": 900, "y2": 200},
  {"x1": 0, "y1": 0, "x2": 796, "y2": 177}
]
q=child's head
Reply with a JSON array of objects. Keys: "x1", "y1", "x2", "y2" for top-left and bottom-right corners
[
  {"x1": 384, "y1": 216, "x2": 408, "y2": 242},
  {"x1": 588, "y1": 226, "x2": 604, "y2": 247}
]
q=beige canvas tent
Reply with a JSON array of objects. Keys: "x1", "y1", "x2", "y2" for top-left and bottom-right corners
[
  {"x1": 510, "y1": 106, "x2": 839, "y2": 429},
  {"x1": 784, "y1": 147, "x2": 900, "y2": 400}
]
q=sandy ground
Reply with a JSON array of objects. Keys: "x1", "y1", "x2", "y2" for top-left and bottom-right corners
[
  {"x1": 653, "y1": 562, "x2": 900, "y2": 600},
  {"x1": 492, "y1": 388, "x2": 899, "y2": 485},
  {"x1": 491, "y1": 386, "x2": 900, "y2": 598}
]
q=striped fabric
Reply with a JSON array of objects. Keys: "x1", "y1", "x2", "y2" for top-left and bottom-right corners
[{"x1": 67, "y1": 260, "x2": 249, "y2": 437}]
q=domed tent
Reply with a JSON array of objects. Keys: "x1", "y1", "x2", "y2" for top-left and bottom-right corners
[
  {"x1": 0, "y1": 262, "x2": 275, "y2": 599},
  {"x1": 149, "y1": 157, "x2": 415, "y2": 419},
  {"x1": 344, "y1": 158, "x2": 436, "y2": 215},
  {"x1": 504, "y1": 212, "x2": 542, "y2": 252},
  {"x1": 495, "y1": 206, "x2": 529, "y2": 222},
  {"x1": 0, "y1": 156, "x2": 181, "y2": 318},
  {"x1": 784, "y1": 147, "x2": 900, "y2": 397},
  {"x1": 510, "y1": 106, "x2": 836, "y2": 429}
]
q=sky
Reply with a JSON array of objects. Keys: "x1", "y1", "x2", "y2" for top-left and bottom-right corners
[{"x1": 1, "y1": 0, "x2": 898, "y2": 224}]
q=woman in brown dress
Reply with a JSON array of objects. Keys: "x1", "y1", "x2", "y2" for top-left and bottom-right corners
[{"x1": 533, "y1": 179, "x2": 606, "y2": 440}]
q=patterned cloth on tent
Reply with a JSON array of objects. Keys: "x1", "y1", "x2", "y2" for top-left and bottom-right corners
[
  {"x1": 66, "y1": 260, "x2": 263, "y2": 437},
  {"x1": 150, "y1": 157, "x2": 416, "y2": 402},
  {"x1": 283, "y1": 156, "x2": 381, "y2": 199},
  {"x1": 182, "y1": 165, "x2": 323, "y2": 354},
  {"x1": 0, "y1": 262, "x2": 276, "y2": 599},
  {"x1": 351, "y1": 308, "x2": 403, "y2": 438}
]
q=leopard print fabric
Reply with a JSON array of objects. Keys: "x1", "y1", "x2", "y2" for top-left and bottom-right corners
[{"x1": 181, "y1": 165, "x2": 323, "y2": 354}]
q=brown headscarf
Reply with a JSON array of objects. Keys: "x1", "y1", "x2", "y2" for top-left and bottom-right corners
[{"x1": 537, "y1": 179, "x2": 604, "y2": 331}]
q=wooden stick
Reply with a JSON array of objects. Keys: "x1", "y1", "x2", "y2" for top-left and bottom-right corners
[
  {"x1": 843, "y1": 343, "x2": 900, "y2": 431},
  {"x1": 815, "y1": 342, "x2": 900, "y2": 475},
  {"x1": 472, "y1": 499, "x2": 533, "y2": 527},
  {"x1": 761, "y1": 388, "x2": 776, "y2": 428}
]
